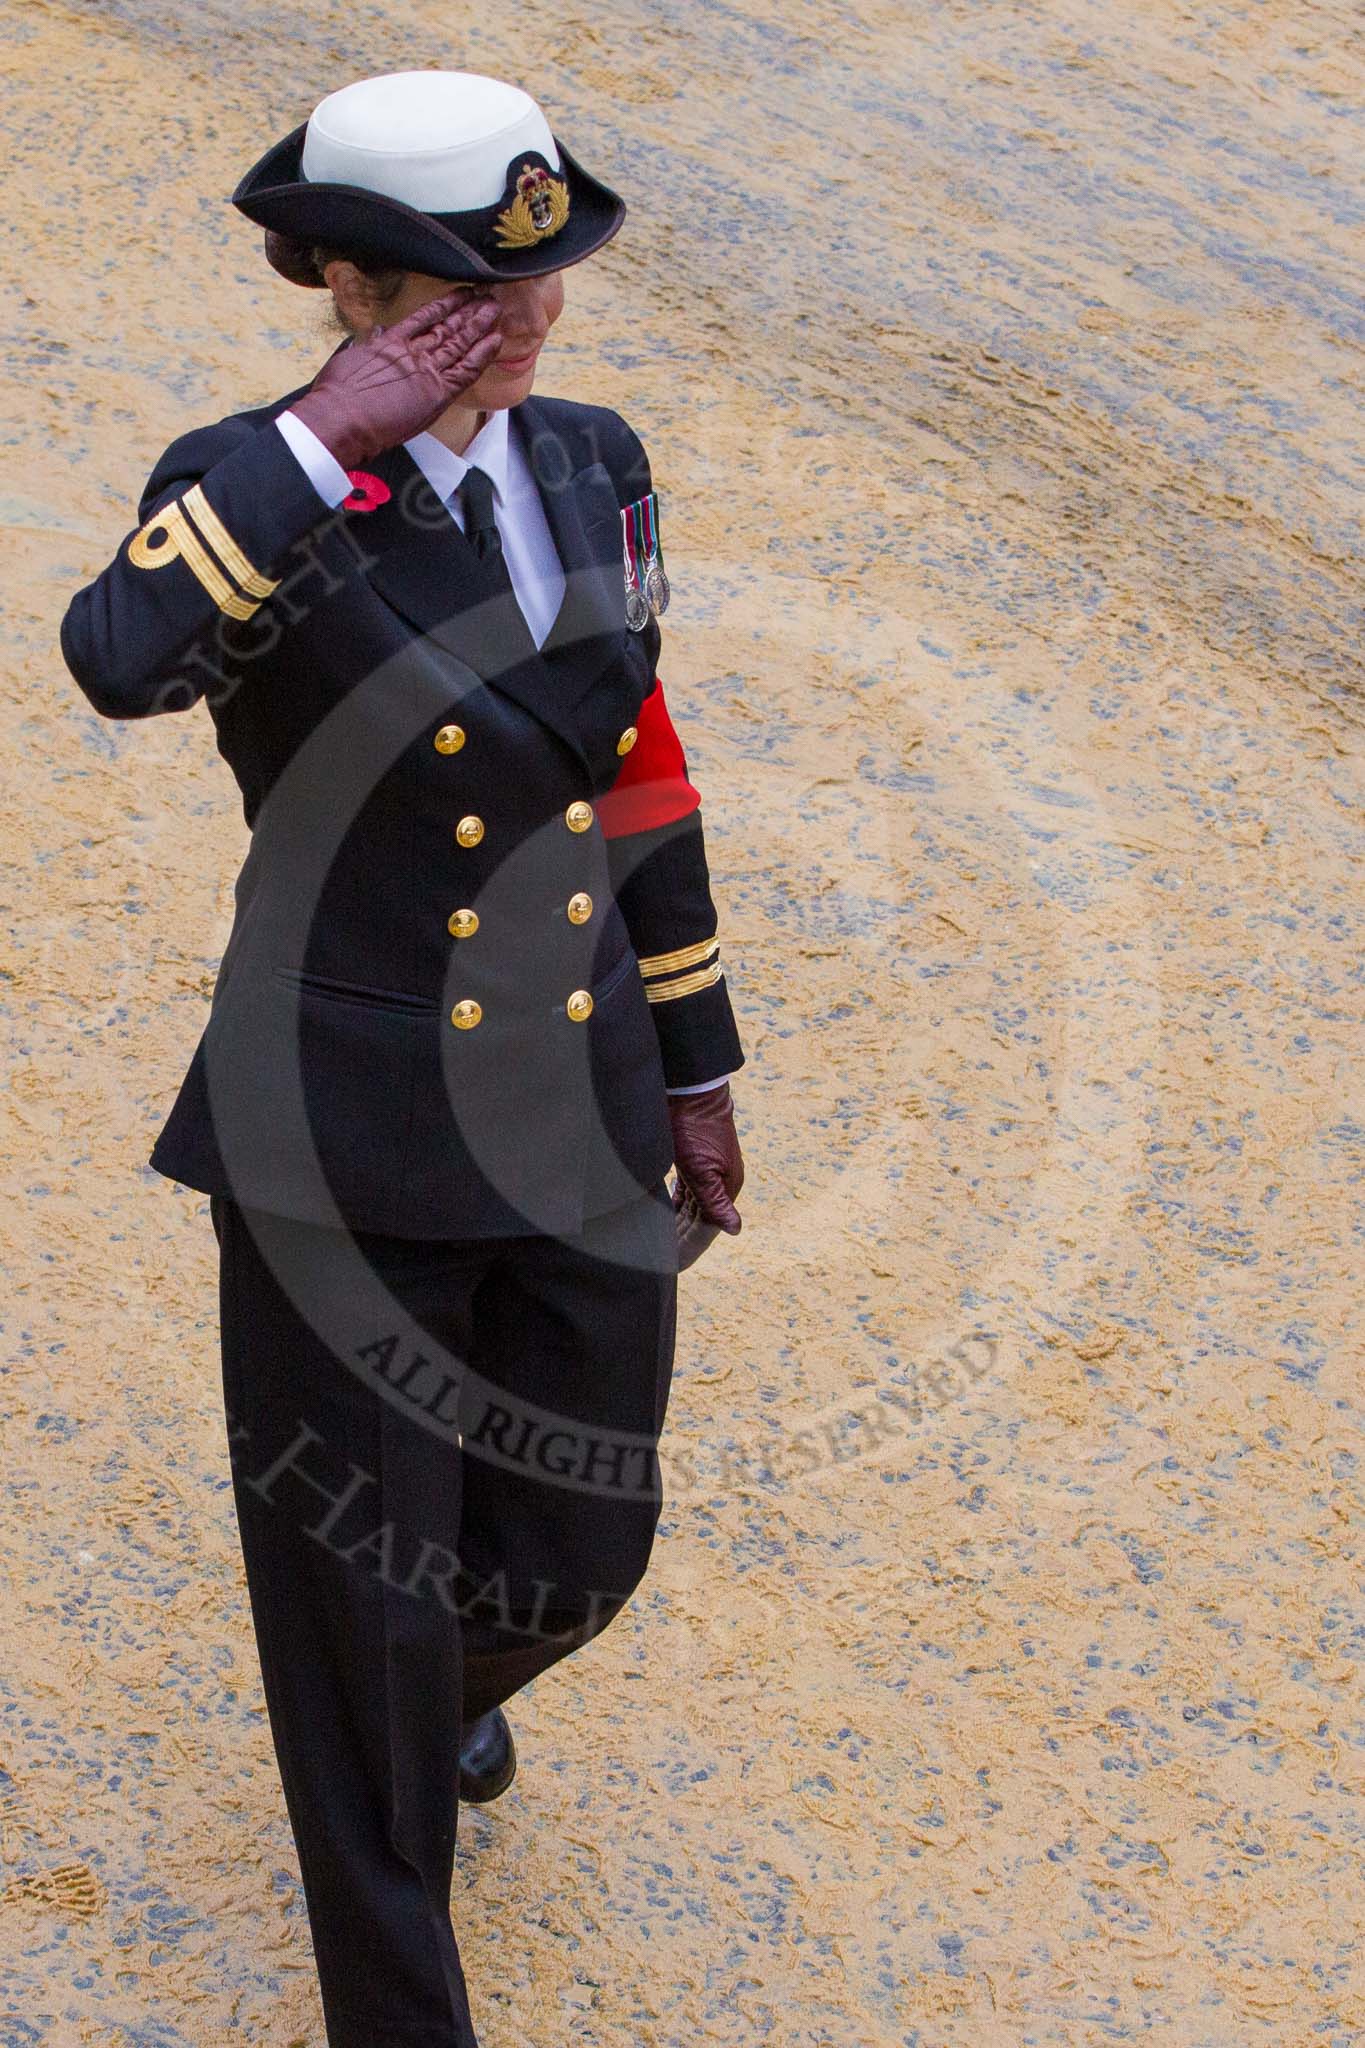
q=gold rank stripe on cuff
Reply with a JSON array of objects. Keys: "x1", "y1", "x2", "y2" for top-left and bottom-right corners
[
  {"x1": 636, "y1": 936, "x2": 720, "y2": 979},
  {"x1": 643, "y1": 960, "x2": 724, "y2": 1004},
  {"x1": 637, "y1": 935, "x2": 722, "y2": 1004},
  {"x1": 127, "y1": 491, "x2": 277, "y2": 621},
  {"x1": 181, "y1": 484, "x2": 280, "y2": 600}
]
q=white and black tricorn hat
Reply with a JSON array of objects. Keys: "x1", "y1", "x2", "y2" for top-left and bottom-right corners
[{"x1": 231, "y1": 70, "x2": 626, "y2": 286}]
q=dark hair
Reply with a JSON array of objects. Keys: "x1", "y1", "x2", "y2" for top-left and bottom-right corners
[
  {"x1": 314, "y1": 244, "x2": 410, "y2": 333},
  {"x1": 263, "y1": 229, "x2": 408, "y2": 332}
]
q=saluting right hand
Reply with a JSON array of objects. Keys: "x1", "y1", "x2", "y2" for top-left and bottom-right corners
[{"x1": 290, "y1": 288, "x2": 503, "y2": 471}]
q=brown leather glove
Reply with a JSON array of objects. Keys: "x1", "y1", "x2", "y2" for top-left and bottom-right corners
[
  {"x1": 673, "y1": 1181, "x2": 722, "y2": 1272},
  {"x1": 669, "y1": 1082, "x2": 744, "y2": 1268},
  {"x1": 289, "y1": 287, "x2": 503, "y2": 471}
]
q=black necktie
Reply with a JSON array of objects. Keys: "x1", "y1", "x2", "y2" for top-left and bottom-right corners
[
  {"x1": 459, "y1": 465, "x2": 503, "y2": 563},
  {"x1": 453, "y1": 462, "x2": 537, "y2": 662}
]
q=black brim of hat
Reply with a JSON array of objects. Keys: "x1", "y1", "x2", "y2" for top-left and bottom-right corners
[{"x1": 231, "y1": 121, "x2": 625, "y2": 283}]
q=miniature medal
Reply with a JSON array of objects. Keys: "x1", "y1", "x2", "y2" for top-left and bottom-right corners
[
  {"x1": 623, "y1": 502, "x2": 650, "y2": 631},
  {"x1": 640, "y1": 491, "x2": 671, "y2": 617}
]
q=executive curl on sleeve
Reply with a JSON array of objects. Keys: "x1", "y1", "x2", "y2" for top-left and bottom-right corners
[{"x1": 59, "y1": 416, "x2": 347, "y2": 719}]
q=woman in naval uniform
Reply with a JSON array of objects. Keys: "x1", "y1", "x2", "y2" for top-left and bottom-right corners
[{"x1": 60, "y1": 69, "x2": 746, "y2": 2048}]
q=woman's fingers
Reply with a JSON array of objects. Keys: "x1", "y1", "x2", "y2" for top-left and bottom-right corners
[
  {"x1": 410, "y1": 313, "x2": 498, "y2": 371},
  {"x1": 432, "y1": 323, "x2": 503, "y2": 370},
  {"x1": 399, "y1": 288, "x2": 499, "y2": 344},
  {"x1": 441, "y1": 303, "x2": 502, "y2": 353},
  {"x1": 411, "y1": 304, "x2": 501, "y2": 371},
  {"x1": 434, "y1": 322, "x2": 502, "y2": 364},
  {"x1": 433, "y1": 353, "x2": 500, "y2": 393}
]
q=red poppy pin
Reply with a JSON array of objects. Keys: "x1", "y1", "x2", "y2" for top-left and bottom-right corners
[{"x1": 343, "y1": 471, "x2": 391, "y2": 513}]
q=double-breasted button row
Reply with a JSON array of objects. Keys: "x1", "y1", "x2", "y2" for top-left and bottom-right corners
[
  {"x1": 450, "y1": 900, "x2": 587, "y2": 938},
  {"x1": 439, "y1": 721, "x2": 631, "y2": 761},
  {"x1": 440, "y1": 741, "x2": 598, "y2": 1026},
  {"x1": 453, "y1": 803, "x2": 591, "y2": 849},
  {"x1": 450, "y1": 990, "x2": 594, "y2": 1029}
]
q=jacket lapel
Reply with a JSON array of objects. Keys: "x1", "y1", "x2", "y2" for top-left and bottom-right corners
[
  {"x1": 515, "y1": 394, "x2": 625, "y2": 692},
  {"x1": 353, "y1": 401, "x2": 627, "y2": 763}
]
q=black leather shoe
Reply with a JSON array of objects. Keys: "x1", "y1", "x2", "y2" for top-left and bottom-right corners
[{"x1": 458, "y1": 1707, "x2": 517, "y2": 1804}]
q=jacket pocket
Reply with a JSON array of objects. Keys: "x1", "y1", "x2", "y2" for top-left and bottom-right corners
[
  {"x1": 539, "y1": 946, "x2": 635, "y2": 1022},
  {"x1": 592, "y1": 948, "x2": 637, "y2": 1004},
  {"x1": 271, "y1": 965, "x2": 441, "y2": 1016}
]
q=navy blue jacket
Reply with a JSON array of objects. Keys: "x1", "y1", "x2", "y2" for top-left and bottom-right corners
[{"x1": 59, "y1": 376, "x2": 744, "y2": 1237}]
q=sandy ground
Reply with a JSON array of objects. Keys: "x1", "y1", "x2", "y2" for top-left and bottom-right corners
[{"x1": 2, "y1": 0, "x2": 1363, "y2": 2042}]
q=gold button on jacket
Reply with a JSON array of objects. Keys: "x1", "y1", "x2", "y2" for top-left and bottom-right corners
[
  {"x1": 450, "y1": 999, "x2": 482, "y2": 1030},
  {"x1": 565, "y1": 801, "x2": 594, "y2": 833},
  {"x1": 566, "y1": 892, "x2": 593, "y2": 925},
  {"x1": 448, "y1": 908, "x2": 479, "y2": 938},
  {"x1": 455, "y1": 815, "x2": 484, "y2": 847},
  {"x1": 616, "y1": 726, "x2": 638, "y2": 756},
  {"x1": 566, "y1": 989, "x2": 594, "y2": 1022},
  {"x1": 433, "y1": 724, "x2": 466, "y2": 754}
]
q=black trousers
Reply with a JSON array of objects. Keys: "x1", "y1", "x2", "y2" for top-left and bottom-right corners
[{"x1": 210, "y1": 1185, "x2": 678, "y2": 2048}]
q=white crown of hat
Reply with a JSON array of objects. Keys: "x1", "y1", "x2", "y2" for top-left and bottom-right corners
[{"x1": 300, "y1": 71, "x2": 561, "y2": 214}]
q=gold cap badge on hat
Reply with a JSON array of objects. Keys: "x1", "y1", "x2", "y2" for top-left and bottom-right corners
[{"x1": 494, "y1": 162, "x2": 571, "y2": 248}]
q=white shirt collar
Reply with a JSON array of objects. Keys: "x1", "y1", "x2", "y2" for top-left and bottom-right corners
[{"x1": 404, "y1": 407, "x2": 512, "y2": 506}]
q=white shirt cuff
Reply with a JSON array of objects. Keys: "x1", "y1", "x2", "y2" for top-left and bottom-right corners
[
  {"x1": 275, "y1": 410, "x2": 354, "y2": 508},
  {"x1": 666, "y1": 1076, "x2": 731, "y2": 1095}
]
